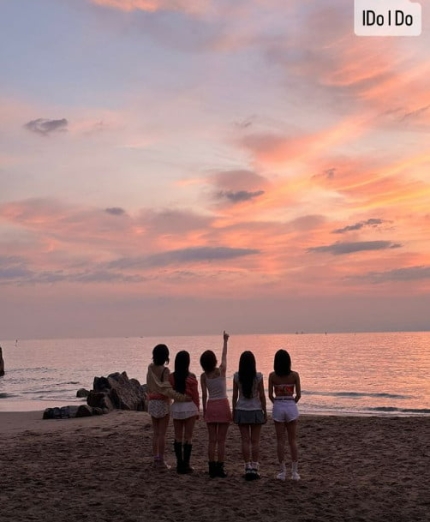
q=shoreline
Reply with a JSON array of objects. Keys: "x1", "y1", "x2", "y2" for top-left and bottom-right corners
[
  {"x1": 1, "y1": 401, "x2": 429, "y2": 418},
  {"x1": 2, "y1": 410, "x2": 430, "y2": 521}
]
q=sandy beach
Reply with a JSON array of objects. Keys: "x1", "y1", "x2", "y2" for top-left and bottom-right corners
[{"x1": 1, "y1": 411, "x2": 429, "y2": 522}]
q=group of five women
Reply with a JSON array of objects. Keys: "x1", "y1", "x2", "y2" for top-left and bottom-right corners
[{"x1": 146, "y1": 332, "x2": 301, "y2": 481}]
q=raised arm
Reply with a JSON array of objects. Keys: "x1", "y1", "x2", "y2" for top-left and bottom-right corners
[{"x1": 220, "y1": 331, "x2": 229, "y2": 376}]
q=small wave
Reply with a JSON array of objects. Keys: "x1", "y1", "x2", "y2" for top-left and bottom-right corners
[
  {"x1": 0, "y1": 392, "x2": 18, "y2": 399},
  {"x1": 303, "y1": 391, "x2": 411, "y2": 400},
  {"x1": 369, "y1": 406, "x2": 430, "y2": 414},
  {"x1": 56, "y1": 381, "x2": 79, "y2": 386},
  {"x1": 22, "y1": 388, "x2": 73, "y2": 395}
]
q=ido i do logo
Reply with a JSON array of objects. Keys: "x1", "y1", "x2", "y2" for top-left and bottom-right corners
[{"x1": 355, "y1": 0, "x2": 422, "y2": 36}]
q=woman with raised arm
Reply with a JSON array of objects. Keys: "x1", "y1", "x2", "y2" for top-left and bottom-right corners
[
  {"x1": 169, "y1": 351, "x2": 200, "y2": 474},
  {"x1": 200, "y1": 331, "x2": 232, "y2": 478},
  {"x1": 232, "y1": 351, "x2": 267, "y2": 480},
  {"x1": 268, "y1": 349, "x2": 301, "y2": 481}
]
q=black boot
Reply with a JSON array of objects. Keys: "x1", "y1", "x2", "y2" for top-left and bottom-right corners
[
  {"x1": 208, "y1": 461, "x2": 217, "y2": 478},
  {"x1": 216, "y1": 461, "x2": 227, "y2": 478},
  {"x1": 183, "y1": 443, "x2": 194, "y2": 474},
  {"x1": 173, "y1": 441, "x2": 185, "y2": 474}
]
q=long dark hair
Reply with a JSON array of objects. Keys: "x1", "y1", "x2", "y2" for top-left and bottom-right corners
[
  {"x1": 173, "y1": 350, "x2": 190, "y2": 394},
  {"x1": 238, "y1": 351, "x2": 256, "y2": 399},
  {"x1": 274, "y1": 349, "x2": 291, "y2": 376}
]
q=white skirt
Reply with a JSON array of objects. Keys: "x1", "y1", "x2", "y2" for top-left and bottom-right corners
[{"x1": 171, "y1": 401, "x2": 199, "y2": 420}]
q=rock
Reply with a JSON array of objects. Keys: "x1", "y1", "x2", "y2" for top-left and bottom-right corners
[
  {"x1": 43, "y1": 371, "x2": 147, "y2": 421},
  {"x1": 0, "y1": 346, "x2": 4, "y2": 376},
  {"x1": 43, "y1": 408, "x2": 54, "y2": 419},
  {"x1": 76, "y1": 388, "x2": 90, "y2": 398},
  {"x1": 87, "y1": 391, "x2": 114, "y2": 411},
  {"x1": 92, "y1": 376, "x2": 111, "y2": 393},
  {"x1": 87, "y1": 371, "x2": 146, "y2": 411},
  {"x1": 43, "y1": 405, "x2": 79, "y2": 419},
  {"x1": 76, "y1": 404, "x2": 93, "y2": 417}
]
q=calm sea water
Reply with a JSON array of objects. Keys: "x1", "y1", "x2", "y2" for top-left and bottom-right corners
[{"x1": 0, "y1": 332, "x2": 429, "y2": 415}]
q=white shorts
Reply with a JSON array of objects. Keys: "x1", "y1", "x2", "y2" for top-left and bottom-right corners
[
  {"x1": 272, "y1": 399, "x2": 299, "y2": 423},
  {"x1": 171, "y1": 401, "x2": 199, "y2": 420}
]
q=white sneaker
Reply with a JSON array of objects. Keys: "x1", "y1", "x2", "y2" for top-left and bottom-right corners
[
  {"x1": 276, "y1": 471, "x2": 286, "y2": 481},
  {"x1": 291, "y1": 471, "x2": 301, "y2": 481},
  {"x1": 159, "y1": 460, "x2": 171, "y2": 470}
]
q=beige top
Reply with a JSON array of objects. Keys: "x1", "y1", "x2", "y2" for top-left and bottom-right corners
[{"x1": 146, "y1": 364, "x2": 188, "y2": 402}]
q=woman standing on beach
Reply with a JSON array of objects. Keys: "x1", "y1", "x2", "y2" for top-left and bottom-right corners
[
  {"x1": 232, "y1": 351, "x2": 267, "y2": 480},
  {"x1": 268, "y1": 349, "x2": 301, "y2": 481},
  {"x1": 146, "y1": 344, "x2": 190, "y2": 469},
  {"x1": 200, "y1": 331, "x2": 232, "y2": 478},
  {"x1": 169, "y1": 351, "x2": 199, "y2": 474}
]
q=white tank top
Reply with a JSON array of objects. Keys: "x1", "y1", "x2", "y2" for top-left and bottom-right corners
[{"x1": 205, "y1": 374, "x2": 227, "y2": 400}]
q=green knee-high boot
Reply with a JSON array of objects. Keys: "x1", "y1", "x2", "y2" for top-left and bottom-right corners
[{"x1": 183, "y1": 443, "x2": 194, "y2": 474}]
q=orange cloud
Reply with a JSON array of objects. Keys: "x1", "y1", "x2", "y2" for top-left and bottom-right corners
[{"x1": 240, "y1": 115, "x2": 368, "y2": 167}]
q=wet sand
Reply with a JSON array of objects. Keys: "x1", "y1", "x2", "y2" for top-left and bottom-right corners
[{"x1": 1, "y1": 411, "x2": 429, "y2": 522}]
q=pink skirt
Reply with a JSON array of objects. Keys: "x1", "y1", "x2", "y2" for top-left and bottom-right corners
[{"x1": 204, "y1": 398, "x2": 232, "y2": 423}]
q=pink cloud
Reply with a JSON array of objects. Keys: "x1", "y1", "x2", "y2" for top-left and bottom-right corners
[{"x1": 89, "y1": 0, "x2": 210, "y2": 14}]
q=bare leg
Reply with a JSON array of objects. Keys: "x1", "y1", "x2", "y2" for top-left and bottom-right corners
[
  {"x1": 216, "y1": 423, "x2": 229, "y2": 462},
  {"x1": 173, "y1": 419, "x2": 184, "y2": 442},
  {"x1": 151, "y1": 416, "x2": 161, "y2": 457},
  {"x1": 184, "y1": 416, "x2": 196, "y2": 443},
  {"x1": 250, "y1": 424, "x2": 262, "y2": 462},
  {"x1": 239, "y1": 425, "x2": 251, "y2": 462},
  {"x1": 157, "y1": 413, "x2": 170, "y2": 460},
  {"x1": 286, "y1": 419, "x2": 298, "y2": 462},
  {"x1": 274, "y1": 421, "x2": 286, "y2": 463},
  {"x1": 207, "y1": 423, "x2": 217, "y2": 461}
]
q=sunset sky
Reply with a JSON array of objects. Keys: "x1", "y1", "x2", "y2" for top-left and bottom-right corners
[{"x1": 1, "y1": 0, "x2": 430, "y2": 339}]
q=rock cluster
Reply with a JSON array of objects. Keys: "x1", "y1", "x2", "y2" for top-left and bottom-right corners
[
  {"x1": 87, "y1": 371, "x2": 147, "y2": 412},
  {"x1": 42, "y1": 371, "x2": 147, "y2": 420}
]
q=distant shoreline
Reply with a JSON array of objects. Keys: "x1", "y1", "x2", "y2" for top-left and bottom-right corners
[{"x1": 2, "y1": 329, "x2": 430, "y2": 342}]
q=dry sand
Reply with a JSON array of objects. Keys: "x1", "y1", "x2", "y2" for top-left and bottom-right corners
[{"x1": 1, "y1": 411, "x2": 429, "y2": 522}]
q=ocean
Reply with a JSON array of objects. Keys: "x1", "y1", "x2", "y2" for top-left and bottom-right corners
[{"x1": 0, "y1": 332, "x2": 429, "y2": 416}]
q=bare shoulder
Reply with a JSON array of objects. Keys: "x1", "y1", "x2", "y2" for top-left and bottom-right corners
[
  {"x1": 189, "y1": 372, "x2": 197, "y2": 379},
  {"x1": 292, "y1": 370, "x2": 300, "y2": 380}
]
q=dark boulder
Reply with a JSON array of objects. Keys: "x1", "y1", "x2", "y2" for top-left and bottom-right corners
[
  {"x1": 76, "y1": 404, "x2": 94, "y2": 417},
  {"x1": 92, "y1": 376, "x2": 110, "y2": 393},
  {"x1": 43, "y1": 371, "x2": 146, "y2": 420},
  {"x1": 87, "y1": 391, "x2": 114, "y2": 411},
  {"x1": 43, "y1": 405, "x2": 79, "y2": 419},
  {"x1": 87, "y1": 371, "x2": 146, "y2": 411}
]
